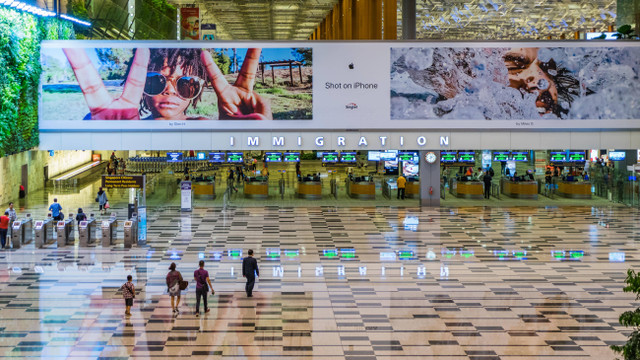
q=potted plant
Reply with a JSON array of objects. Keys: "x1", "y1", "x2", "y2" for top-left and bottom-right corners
[{"x1": 611, "y1": 269, "x2": 640, "y2": 358}]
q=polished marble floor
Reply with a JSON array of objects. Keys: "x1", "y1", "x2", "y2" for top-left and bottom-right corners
[{"x1": 0, "y1": 187, "x2": 637, "y2": 359}]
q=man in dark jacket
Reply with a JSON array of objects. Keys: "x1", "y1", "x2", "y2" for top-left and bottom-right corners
[
  {"x1": 483, "y1": 172, "x2": 492, "y2": 199},
  {"x1": 242, "y1": 249, "x2": 259, "y2": 297}
]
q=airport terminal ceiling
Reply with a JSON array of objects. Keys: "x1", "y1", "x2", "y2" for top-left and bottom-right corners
[
  {"x1": 163, "y1": 0, "x2": 616, "y2": 41},
  {"x1": 167, "y1": 0, "x2": 340, "y2": 40}
]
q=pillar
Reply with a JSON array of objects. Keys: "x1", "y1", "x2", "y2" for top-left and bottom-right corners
[
  {"x1": 343, "y1": 0, "x2": 353, "y2": 39},
  {"x1": 371, "y1": 0, "x2": 382, "y2": 39},
  {"x1": 383, "y1": 0, "x2": 397, "y2": 39},
  {"x1": 401, "y1": 0, "x2": 416, "y2": 39},
  {"x1": 419, "y1": 150, "x2": 440, "y2": 207}
]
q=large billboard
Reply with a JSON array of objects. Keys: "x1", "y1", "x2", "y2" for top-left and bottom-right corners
[{"x1": 39, "y1": 41, "x2": 640, "y2": 133}]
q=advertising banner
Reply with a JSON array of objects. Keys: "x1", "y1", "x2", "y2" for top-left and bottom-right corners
[
  {"x1": 39, "y1": 41, "x2": 640, "y2": 133},
  {"x1": 180, "y1": 181, "x2": 192, "y2": 211},
  {"x1": 180, "y1": 8, "x2": 200, "y2": 40}
]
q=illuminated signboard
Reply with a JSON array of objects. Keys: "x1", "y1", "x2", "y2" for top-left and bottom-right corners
[
  {"x1": 283, "y1": 152, "x2": 300, "y2": 162},
  {"x1": 322, "y1": 152, "x2": 339, "y2": 163},
  {"x1": 568, "y1": 151, "x2": 586, "y2": 162},
  {"x1": 368, "y1": 151, "x2": 381, "y2": 161},
  {"x1": 442, "y1": 248, "x2": 456, "y2": 259},
  {"x1": 379, "y1": 151, "x2": 398, "y2": 161},
  {"x1": 397, "y1": 249, "x2": 416, "y2": 260},
  {"x1": 512, "y1": 151, "x2": 528, "y2": 162},
  {"x1": 493, "y1": 151, "x2": 510, "y2": 162},
  {"x1": 609, "y1": 151, "x2": 626, "y2": 161},
  {"x1": 340, "y1": 248, "x2": 356, "y2": 259},
  {"x1": 609, "y1": 252, "x2": 625, "y2": 262},
  {"x1": 227, "y1": 152, "x2": 243, "y2": 163},
  {"x1": 459, "y1": 250, "x2": 474, "y2": 259},
  {"x1": 398, "y1": 152, "x2": 418, "y2": 162},
  {"x1": 551, "y1": 250, "x2": 584, "y2": 260},
  {"x1": 166, "y1": 152, "x2": 183, "y2": 163},
  {"x1": 283, "y1": 249, "x2": 299, "y2": 260},
  {"x1": 228, "y1": 249, "x2": 242, "y2": 259},
  {"x1": 549, "y1": 151, "x2": 567, "y2": 162},
  {"x1": 196, "y1": 152, "x2": 206, "y2": 160},
  {"x1": 209, "y1": 152, "x2": 225, "y2": 163},
  {"x1": 458, "y1": 151, "x2": 475, "y2": 163},
  {"x1": 265, "y1": 152, "x2": 282, "y2": 162},
  {"x1": 441, "y1": 151, "x2": 457, "y2": 163},
  {"x1": 340, "y1": 152, "x2": 357, "y2": 163},
  {"x1": 265, "y1": 248, "x2": 281, "y2": 260},
  {"x1": 322, "y1": 249, "x2": 339, "y2": 258}
]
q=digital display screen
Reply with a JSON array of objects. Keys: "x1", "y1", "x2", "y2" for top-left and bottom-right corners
[
  {"x1": 322, "y1": 152, "x2": 339, "y2": 163},
  {"x1": 568, "y1": 151, "x2": 586, "y2": 162},
  {"x1": 322, "y1": 249, "x2": 339, "y2": 258},
  {"x1": 379, "y1": 151, "x2": 397, "y2": 161},
  {"x1": 228, "y1": 249, "x2": 242, "y2": 259},
  {"x1": 493, "y1": 151, "x2": 510, "y2": 161},
  {"x1": 397, "y1": 250, "x2": 416, "y2": 260},
  {"x1": 227, "y1": 152, "x2": 243, "y2": 163},
  {"x1": 441, "y1": 151, "x2": 457, "y2": 163},
  {"x1": 368, "y1": 151, "x2": 381, "y2": 161},
  {"x1": 340, "y1": 248, "x2": 356, "y2": 259},
  {"x1": 283, "y1": 152, "x2": 300, "y2": 162},
  {"x1": 265, "y1": 152, "x2": 282, "y2": 162},
  {"x1": 265, "y1": 248, "x2": 281, "y2": 260},
  {"x1": 398, "y1": 152, "x2": 418, "y2": 163},
  {"x1": 340, "y1": 152, "x2": 357, "y2": 163},
  {"x1": 512, "y1": 151, "x2": 528, "y2": 162},
  {"x1": 196, "y1": 152, "x2": 206, "y2": 160},
  {"x1": 166, "y1": 152, "x2": 183, "y2": 163},
  {"x1": 209, "y1": 152, "x2": 225, "y2": 163},
  {"x1": 458, "y1": 151, "x2": 475, "y2": 163},
  {"x1": 549, "y1": 151, "x2": 567, "y2": 162},
  {"x1": 609, "y1": 151, "x2": 626, "y2": 161}
]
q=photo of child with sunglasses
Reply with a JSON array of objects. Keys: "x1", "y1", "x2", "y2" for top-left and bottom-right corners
[{"x1": 62, "y1": 47, "x2": 272, "y2": 120}]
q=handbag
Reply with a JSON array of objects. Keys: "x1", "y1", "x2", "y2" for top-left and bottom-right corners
[
  {"x1": 104, "y1": 202, "x2": 110, "y2": 209},
  {"x1": 179, "y1": 280, "x2": 188, "y2": 290},
  {"x1": 95, "y1": 197, "x2": 99, "y2": 202}
]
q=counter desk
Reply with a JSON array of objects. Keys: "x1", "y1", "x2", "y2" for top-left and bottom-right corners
[
  {"x1": 501, "y1": 180, "x2": 538, "y2": 199},
  {"x1": 192, "y1": 181, "x2": 215, "y2": 199},
  {"x1": 405, "y1": 181, "x2": 420, "y2": 199},
  {"x1": 297, "y1": 181, "x2": 322, "y2": 199},
  {"x1": 450, "y1": 179, "x2": 483, "y2": 199},
  {"x1": 557, "y1": 181, "x2": 592, "y2": 199},
  {"x1": 347, "y1": 180, "x2": 375, "y2": 199},
  {"x1": 244, "y1": 178, "x2": 269, "y2": 199}
]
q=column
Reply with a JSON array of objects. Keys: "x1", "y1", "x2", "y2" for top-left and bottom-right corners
[
  {"x1": 419, "y1": 150, "x2": 440, "y2": 207},
  {"x1": 383, "y1": 0, "x2": 397, "y2": 39},
  {"x1": 401, "y1": 0, "x2": 416, "y2": 39}
]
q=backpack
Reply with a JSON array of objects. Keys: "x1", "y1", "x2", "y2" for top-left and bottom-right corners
[
  {"x1": 179, "y1": 280, "x2": 189, "y2": 290},
  {"x1": 489, "y1": 168, "x2": 495, "y2": 177}
]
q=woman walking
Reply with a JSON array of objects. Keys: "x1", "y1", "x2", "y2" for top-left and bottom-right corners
[
  {"x1": 96, "y1": 187, "x2": 108, "y2": 215},
  {"x1": 166, "y1": 262, "x2": 184, "y2": 314}
]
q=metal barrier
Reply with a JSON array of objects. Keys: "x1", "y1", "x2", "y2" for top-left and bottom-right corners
[
  {"x1": 78, "y1": 216, "x2": 97, "y2": 246},
  {"x1": 56, "y1": 214, "x2": 75, "y2": 247},
  {"x1": 10, "y1": 214, "x2": 33, "y2": 249},
  {"x1": 279, "y1": 179, "x2": 285, "y2": 199},
  {"x1": 330, "y1": 179, "x2": 338, "y2": 200},
  {"x1": 100, "y1": 214, "x2": 118, "y2": 247},
  {"x1": 35, "y1": 217, "x2": 55, "y2": 248},
  {"x1": 123, "y1": 214, "x2": 137, "y2": 249},
  {"x1": 491, "y1": 183, "x2": 500, "y2": 200}
]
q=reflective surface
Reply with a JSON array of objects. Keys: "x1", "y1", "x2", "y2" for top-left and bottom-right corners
[{"x1": 0, "y1": 193, "x2": 634, "y2": 358}]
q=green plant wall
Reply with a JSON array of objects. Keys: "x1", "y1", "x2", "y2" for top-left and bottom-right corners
[{"x1": 0, "y1": 8, "x2": 74, "y2": 157}]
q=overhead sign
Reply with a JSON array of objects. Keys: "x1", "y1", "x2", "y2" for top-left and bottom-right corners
[
  {"x1": 39, "y1": 41, "x2": 640, "y2": 136},
  {"x1": 102, "y1": 175, "x2": 144, "y2": 188}
]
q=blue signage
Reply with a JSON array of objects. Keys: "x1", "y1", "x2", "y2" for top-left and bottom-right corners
[{"x1": 166, "y1": 152, "x2": 183, "y2": 162}]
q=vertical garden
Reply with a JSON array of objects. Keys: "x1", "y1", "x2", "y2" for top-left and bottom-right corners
[{"x1": 0, "y1": 8, "x2": 74, "y2": 157}]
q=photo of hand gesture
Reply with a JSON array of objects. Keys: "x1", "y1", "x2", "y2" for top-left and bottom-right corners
[{"x1": 61, "y1": 47, "x2": 276, "y2": 121}]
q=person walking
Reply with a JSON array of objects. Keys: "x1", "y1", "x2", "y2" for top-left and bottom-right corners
[
  {"x1": 396, "y1": 174, "x2": 406, "y2": 200},
  {"x1": 242, "y1": 249, "x2": 259, "y2": 297},
  {"x1": 0, "y1": 211, "x2": 9, "y2": 249},
  {"x1": 49, "y1": 198, "x2": 63, "y2": 221},
  {"x1": 5, "y1": 202, "x2": 16, "y2": 240},
  {"x1": 120, "y1": 275, "x2": 135, "y2": 316},
  {"x1": 194, "y1": 260, "x2": 214, "y2": 317},
  {"x1": 75, "y1": 208, "x2": 87, "y2": 224},
  {"x1": 166, "y1": 262, "x2": 184, "y2": 314},
  {"x1": 483, "y1": 171, "x2": 492, "y2": 199},
  {"x1": 96, "y1": 188, "x2": 108, "y2": 215}
]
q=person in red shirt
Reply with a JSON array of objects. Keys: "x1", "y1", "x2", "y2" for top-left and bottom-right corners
[{"x1": 0, "y1": 211, "x2": 10, "y2": 249}]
